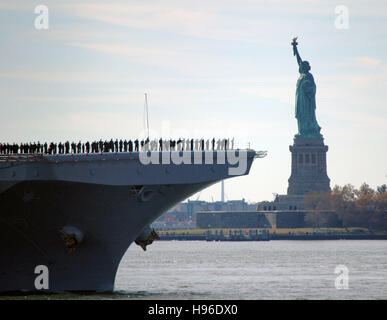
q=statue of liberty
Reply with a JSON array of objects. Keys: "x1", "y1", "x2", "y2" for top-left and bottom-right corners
[{"x1": 292, "y1": 37, "x2": 322, "y2": 138}]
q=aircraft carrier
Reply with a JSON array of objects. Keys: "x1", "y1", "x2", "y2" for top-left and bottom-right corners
[{"x1": 0, "y1": 149, "x2": 264, "y2": 292}]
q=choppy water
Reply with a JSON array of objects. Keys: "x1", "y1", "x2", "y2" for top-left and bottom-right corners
[
  {"x1": 2, "y1": 240, "x2": 387, "y2": 300},
  {"x1": 115, "y1": 240, "x2": 387, "y2": 300}
]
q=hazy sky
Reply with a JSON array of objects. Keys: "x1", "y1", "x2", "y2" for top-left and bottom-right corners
[{"x1": 1, "y1": 0, "x2": 386, "y2": 203}]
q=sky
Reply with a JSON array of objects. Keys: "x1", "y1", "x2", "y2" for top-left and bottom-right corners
[{"x1": 0, "y1": 0, "x2": 386, "y2": 203}]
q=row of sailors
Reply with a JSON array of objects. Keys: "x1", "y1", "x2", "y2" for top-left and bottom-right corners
[{"x1": 0, "y1": 138, "x2": 235, "y2": 155}]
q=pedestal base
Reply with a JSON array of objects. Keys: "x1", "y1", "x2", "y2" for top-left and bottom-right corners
[{"x1": 287, "y1": 137, "x2": 330, "y2": 195}]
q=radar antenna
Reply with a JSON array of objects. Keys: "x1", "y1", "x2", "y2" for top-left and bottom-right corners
[{"x1": 144, "y1": 93, "x2": 150, "y2": 140}]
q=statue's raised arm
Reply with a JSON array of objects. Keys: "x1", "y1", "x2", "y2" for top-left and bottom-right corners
[
  {"x1": 292, "y1": 37, "x2": 302, "y2": 66},
  {"x1": 291, "y1": 37, "x2": 322, "y2": 139}
]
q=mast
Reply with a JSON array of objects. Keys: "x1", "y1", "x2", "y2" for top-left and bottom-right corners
[
  {"x1": 144, "y1": 93, "x2": 150, "y2": 140},
  {"x1": 221, "y1": 180, "x2": 225, "y2": 202}
]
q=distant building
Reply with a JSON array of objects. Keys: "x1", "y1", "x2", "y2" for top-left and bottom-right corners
[
  {"x1": 196, "y1": 210, "x2": 338, "y2": 229},
  {"x1": 152, "y1": 199, "x2": 257, "y2": 229},
  {"x1": 257, "y1": 194, "x2": 305, "y2": 211},
  {"x1": 196, "y1": 210, "x2": 307, "y2": 229}
]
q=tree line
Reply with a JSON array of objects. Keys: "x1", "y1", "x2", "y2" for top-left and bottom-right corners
[{"x1": 304, "y1": 183, "x2": 387, "y2": 230}]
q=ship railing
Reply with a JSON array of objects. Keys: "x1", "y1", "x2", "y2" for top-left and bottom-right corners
[
  {"x1": 0, "y1": 149, "x2": 267, "y2": 163},
  {"x1": 0, "y1": 154, "x2": 44, "y2": 162}
]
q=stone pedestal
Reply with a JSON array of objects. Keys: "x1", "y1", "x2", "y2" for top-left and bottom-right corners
[{"x1": 287, "y1": 137, "x2": 330, "y2": 195}]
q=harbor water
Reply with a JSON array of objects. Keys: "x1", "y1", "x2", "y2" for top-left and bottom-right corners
[
  {"x1": 2, "y1": 240, "x2": 387, "y2": 300},
  {"x1": 116, "y1": 240, "x2": 387, "y2": 300}
]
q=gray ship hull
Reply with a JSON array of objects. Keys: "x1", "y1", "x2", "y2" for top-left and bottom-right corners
[{"x1": 0, "y1": 151, "x2": 258, "y2": 292}]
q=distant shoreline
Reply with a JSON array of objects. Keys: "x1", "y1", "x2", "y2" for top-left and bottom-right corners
[
  {"x1": 158, "y1": 234, "x2": 387, "y2": 241},
  {"x1": 156, "y1": 227, "x2": 387, "y2": 241}
]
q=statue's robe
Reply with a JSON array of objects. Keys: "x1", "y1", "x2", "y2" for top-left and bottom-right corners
[{"x1": 295, "y1": 72, "x2": 321, "y2": 138}]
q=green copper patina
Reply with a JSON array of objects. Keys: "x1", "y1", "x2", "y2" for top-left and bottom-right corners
[{"x1": 292, "y1": 38, "x2": 322, "y2": 139}]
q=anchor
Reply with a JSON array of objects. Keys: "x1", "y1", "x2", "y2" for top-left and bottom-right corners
[{"x1": 135, "y1": 226, "x2": 160, "y2": 251}]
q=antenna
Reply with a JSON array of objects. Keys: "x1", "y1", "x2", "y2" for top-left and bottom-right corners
[
  {"x1": 144, "y1": 93, "x2": 150, "y2": 140},
  {"x1": 221, "y1": 180, "x2": 225, "y2": 202}
]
